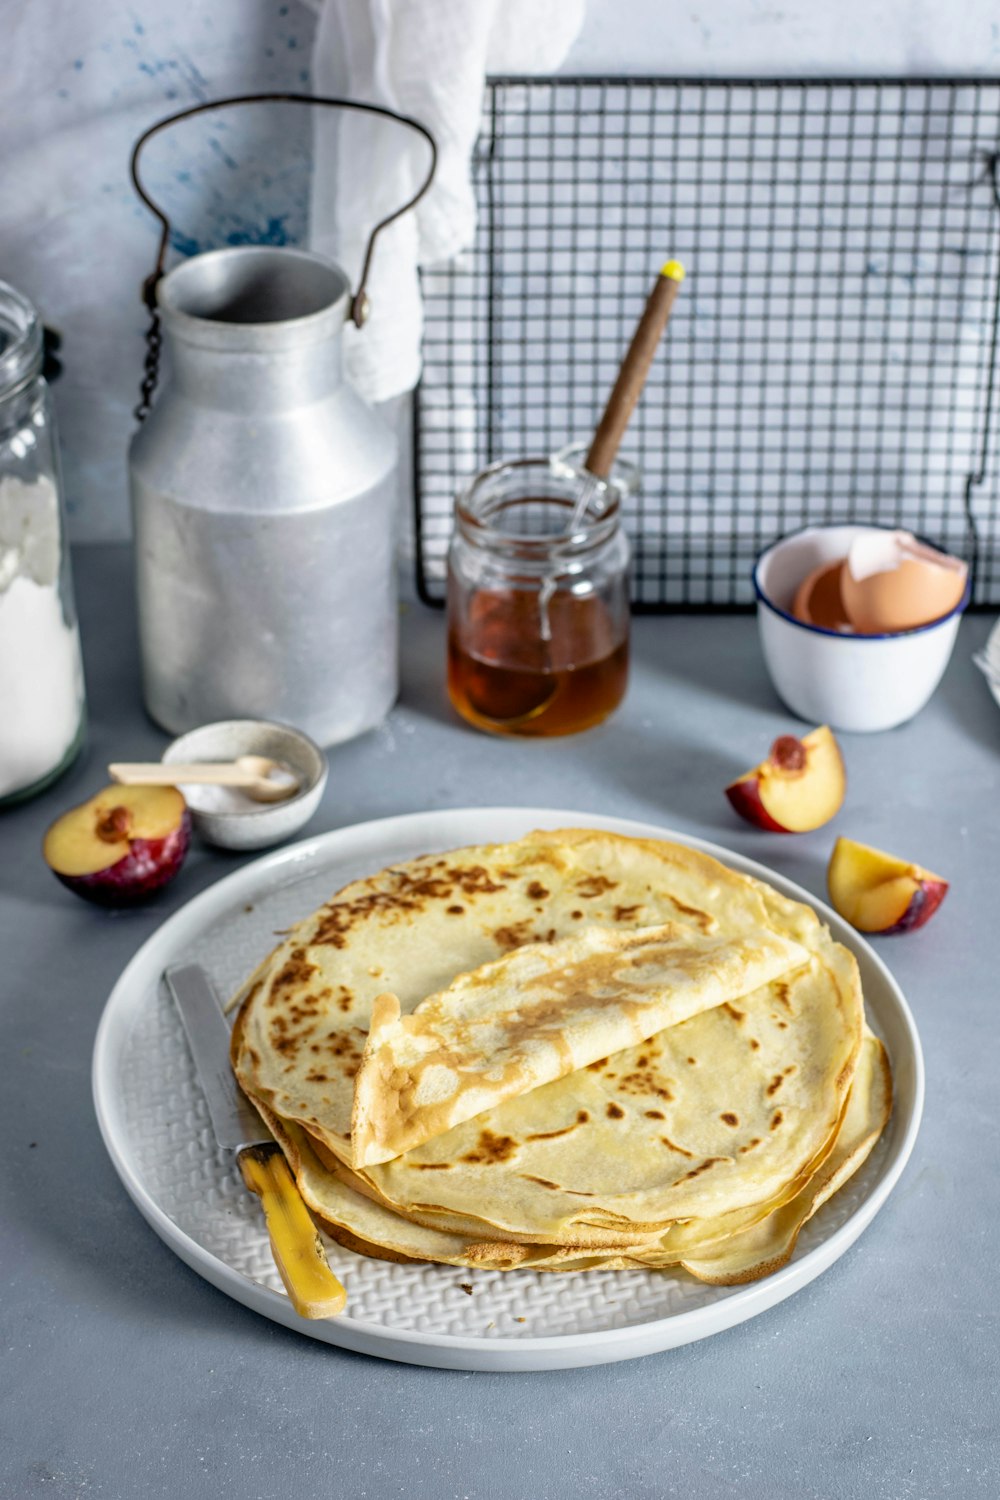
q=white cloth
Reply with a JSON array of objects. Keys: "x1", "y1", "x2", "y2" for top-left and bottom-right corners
[{"x1": 310, "y1": 0, "x2": 584, "y2": 403}]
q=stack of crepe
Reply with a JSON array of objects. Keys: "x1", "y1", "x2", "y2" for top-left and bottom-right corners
[{"x1": 231, "y1": 829, "x2": 891, "y2": 1286}]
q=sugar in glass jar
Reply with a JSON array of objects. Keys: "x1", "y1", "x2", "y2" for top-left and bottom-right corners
[{"x1": 0, "y1": 280, "x2": 85, "y2": 805}]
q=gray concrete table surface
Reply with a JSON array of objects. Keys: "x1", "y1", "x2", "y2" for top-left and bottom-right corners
[{"x1": 2, "y1": 544, "x2": 998, "y2": 1500}]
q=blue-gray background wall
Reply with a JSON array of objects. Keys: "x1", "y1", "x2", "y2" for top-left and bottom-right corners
[{"x1": 5, "y1": 0, "x2": 1000, "y2": 542}]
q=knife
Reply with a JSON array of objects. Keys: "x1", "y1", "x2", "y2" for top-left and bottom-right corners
[{"x1": 164, "y1": 963, "x2": 347, "y2": 1320}]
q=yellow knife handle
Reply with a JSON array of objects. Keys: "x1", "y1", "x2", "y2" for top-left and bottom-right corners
[{"x1": 238, "y1": 1144, "x2": 347, "y2": 1319}]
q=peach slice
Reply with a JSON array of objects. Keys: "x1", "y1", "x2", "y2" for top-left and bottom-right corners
[
  {"x1": 725, "y1": 726, "x2": 846, "y2": 833},
  {"x1": 43, "y1": 784, "x2": 191, "y2": 906},
  {"x1": 827, "y1": 836, "x2": 948, "y2": 934}
]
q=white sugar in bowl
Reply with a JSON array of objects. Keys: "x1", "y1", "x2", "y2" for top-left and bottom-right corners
[
  {"x1": 162, "y1": 718, "x2": 327, "y2": 850},
  {"x1": 754, "y1": 525, "x2": 969, "y2": 733}
]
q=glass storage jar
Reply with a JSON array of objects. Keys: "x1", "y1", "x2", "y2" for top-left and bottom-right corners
[
  {"x1": 0, "y1": 280, "x2": 85, "y2": 805},
  {"x1": 447, "y1": 446, "x2": 635, "y2": 736}
]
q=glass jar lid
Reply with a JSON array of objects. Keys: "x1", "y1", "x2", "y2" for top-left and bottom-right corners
[{"x1": 0, "y1": 280, "x2": 43, "y2": 402}]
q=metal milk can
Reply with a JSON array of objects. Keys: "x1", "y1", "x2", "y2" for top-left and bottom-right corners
[{"x1": 127, "y1": 95, "x2": 436, "y2": 745}]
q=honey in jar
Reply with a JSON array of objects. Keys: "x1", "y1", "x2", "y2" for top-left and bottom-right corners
[{"x1": 446, "y1": 450, "x2": 634, "y2": 737}]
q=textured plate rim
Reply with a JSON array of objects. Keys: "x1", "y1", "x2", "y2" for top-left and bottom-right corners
[
  {"x1": 984, "y1": 617, "x2": 1000, "y2": 709},
  {"x1": 91, "y1": 807, "x2": 924, "y2": 1370}
]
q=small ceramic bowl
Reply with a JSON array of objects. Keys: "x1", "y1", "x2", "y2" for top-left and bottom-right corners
[
  {"x1": 754, "y1": 524, "x2": 970, "y2": 733},
  {"x1": 162, "y1": 719, "x2": 328, "y2": 850}
]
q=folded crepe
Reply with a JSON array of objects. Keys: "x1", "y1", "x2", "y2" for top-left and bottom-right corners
[
  {"x1": 350, "y1": 923, "x2": 808, "y2": 1167},
  {"x1": 231, "y1": 829, "x2": 875, "y2": 1277},
  {"x1": 233, "y1": 828, "x2": 819, "y2": 1171},
  {"x1": 244, "y1": 1029, "x2": 889, "y2": 1286},
  {"x1": 335, "y1": 944, "x2": 862, "y2": 1241}
]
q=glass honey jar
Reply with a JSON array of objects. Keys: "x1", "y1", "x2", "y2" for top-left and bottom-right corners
[{"x1": 446, "y1": 446, "x2": 635, "y2": 737}]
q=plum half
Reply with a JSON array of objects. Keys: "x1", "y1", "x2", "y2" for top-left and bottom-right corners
[
  {"x1": 43, "y1": 784, "x2": 191, "y2": 906},
  {"x1": 725, "y1": 726, "x2": 846, "y2": 833}
]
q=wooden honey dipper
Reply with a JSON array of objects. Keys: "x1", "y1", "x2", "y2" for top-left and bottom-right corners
[{"x1": 565, "y1": 259, "x2": 685, "y2": 532}]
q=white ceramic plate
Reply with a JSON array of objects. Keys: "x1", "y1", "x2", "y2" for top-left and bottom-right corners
[
  {"x1": 982, "y1": 617, "x2": 1000, "y2": 711},
  {"x1": 92, "y1": 808, "x2": 923, "y2": 1372}
]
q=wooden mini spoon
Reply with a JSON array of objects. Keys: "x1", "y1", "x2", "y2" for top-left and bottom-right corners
[{"x1": 109, "y1": 756, "x2": 300, "y2": 804}]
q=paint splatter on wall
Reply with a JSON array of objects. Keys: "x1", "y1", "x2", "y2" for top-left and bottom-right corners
[{"x1": 3, "y1": 0, "x2": 316, "y2": 540}]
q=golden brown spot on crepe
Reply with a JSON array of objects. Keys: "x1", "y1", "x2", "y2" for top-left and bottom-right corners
[
  {"x1": 770, "y1": 1110, "x2": 784, "y2": 1130},
  {"x1": 305, "y1": 1069, "x2": 330, "y2": 1084},
  {"x1": 446, "y1": 905, "x2": 464, "y2": 915},
  {"x1": 522, "y1": 1174, "x2": 562, "y2": 1190},
  {"x1": 450, "y1": 865, "x2": 509, "y2": 895},
  {"x1": 526, "y1": 881, "x2": 549, "y2": 900},
  {"x1": 619, "y1": 1068, "x2": 674, "y2": 1102},
  {"x1": 774, "y1": 981, "x2": 794, "y2": 1012},
  {"x1": 575, "y1": 875, "x2": 618, "y2": 898},
  {"x1": 410, "y1": 1162, "x2": 452, "y2": 1170},
  {"x1": 495, "y1": 992, "x2": 598, "y2": 1048},
  {"x1": 660, "y1": 1135, "x2": 695, "y2": 1158},
  {"x1": 739, "y1": 1137, "x2": 763, "y2": 1154},
  {"x1": 686, "y1": 1057, "x2": 698, "y2": 1066},
  {"x1": 266, "y1": 948, "x2": 318, "y2": 1003},
  {"x1": 668, "y1": 897, "x2": 714, "y2": 932},
  {"x1": 614, "y1": 903, "x2": 643, "y2": 922},
  {"x1": 324, "y1": 1032, "x2": 363, "y2": 1060},
  {"x1": 645, "y1": 1109, "x2": 665, "y2": 1121},
  {"x1": 606, "y1": 1103, "x2": 625, "y2": 1120},
  {"x1": 675, "y1": 1156, "x2": 727, "y2": 1184},
  {"x1": 493, "y1": 920, "x2": 534, "y2": 951},
  {"x1": 721, "y1": 1112, "x2": 739, "y2": 1126},
  {"x1": 525, "y1": 1124, "x2": 578, "y2": 1142},
  {"x1": 749, "y1": 1038, "x2": 760, "y2": 1051},
  {"x1": 587, "y1": 1058, "x2": 608, "y2": 1071},
  {"x1": 777, "y1": 1020, "x2": 789, "y2": 1030},
  {"x1": 312, "y1": 864, "x2": 507, "y2": 947},
  {"x1": 571, "y1": 910, "x2": 584, "y2": 920},
  {"x1": 576, "y1": 1110, "x2": 589, "y2": 1124},
  {"x1": 722, "y1": 1003, "x2": 745, "y2": 1023},
  {"x1": 461, "y1": 1129, "x2": 520, "y2": 1165},
  {"x1": 767, "y1": 1064, "x2": 797, "y2": 1097}
]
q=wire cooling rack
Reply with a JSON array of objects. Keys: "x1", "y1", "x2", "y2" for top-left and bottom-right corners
[{"x1": 413, "y1": 77, "x2": 1000, "y2": 610}]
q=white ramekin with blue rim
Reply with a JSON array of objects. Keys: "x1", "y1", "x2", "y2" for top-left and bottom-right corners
[{"x1": 753, "y1": 524, "x2": 970, "y2": 733}]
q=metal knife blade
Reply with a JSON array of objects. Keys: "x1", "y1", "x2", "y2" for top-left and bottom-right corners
[
  {"x1": 165, "y1": 963, "x2": 268, "y2": 1150},
  {"x1": 164, "y1": 962, "x2": 347, "y2": 1320}
]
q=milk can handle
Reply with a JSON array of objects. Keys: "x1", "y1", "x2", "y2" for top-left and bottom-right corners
[{"x1": 129, "y1": 92, "x2": 438, "y2": 420}]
